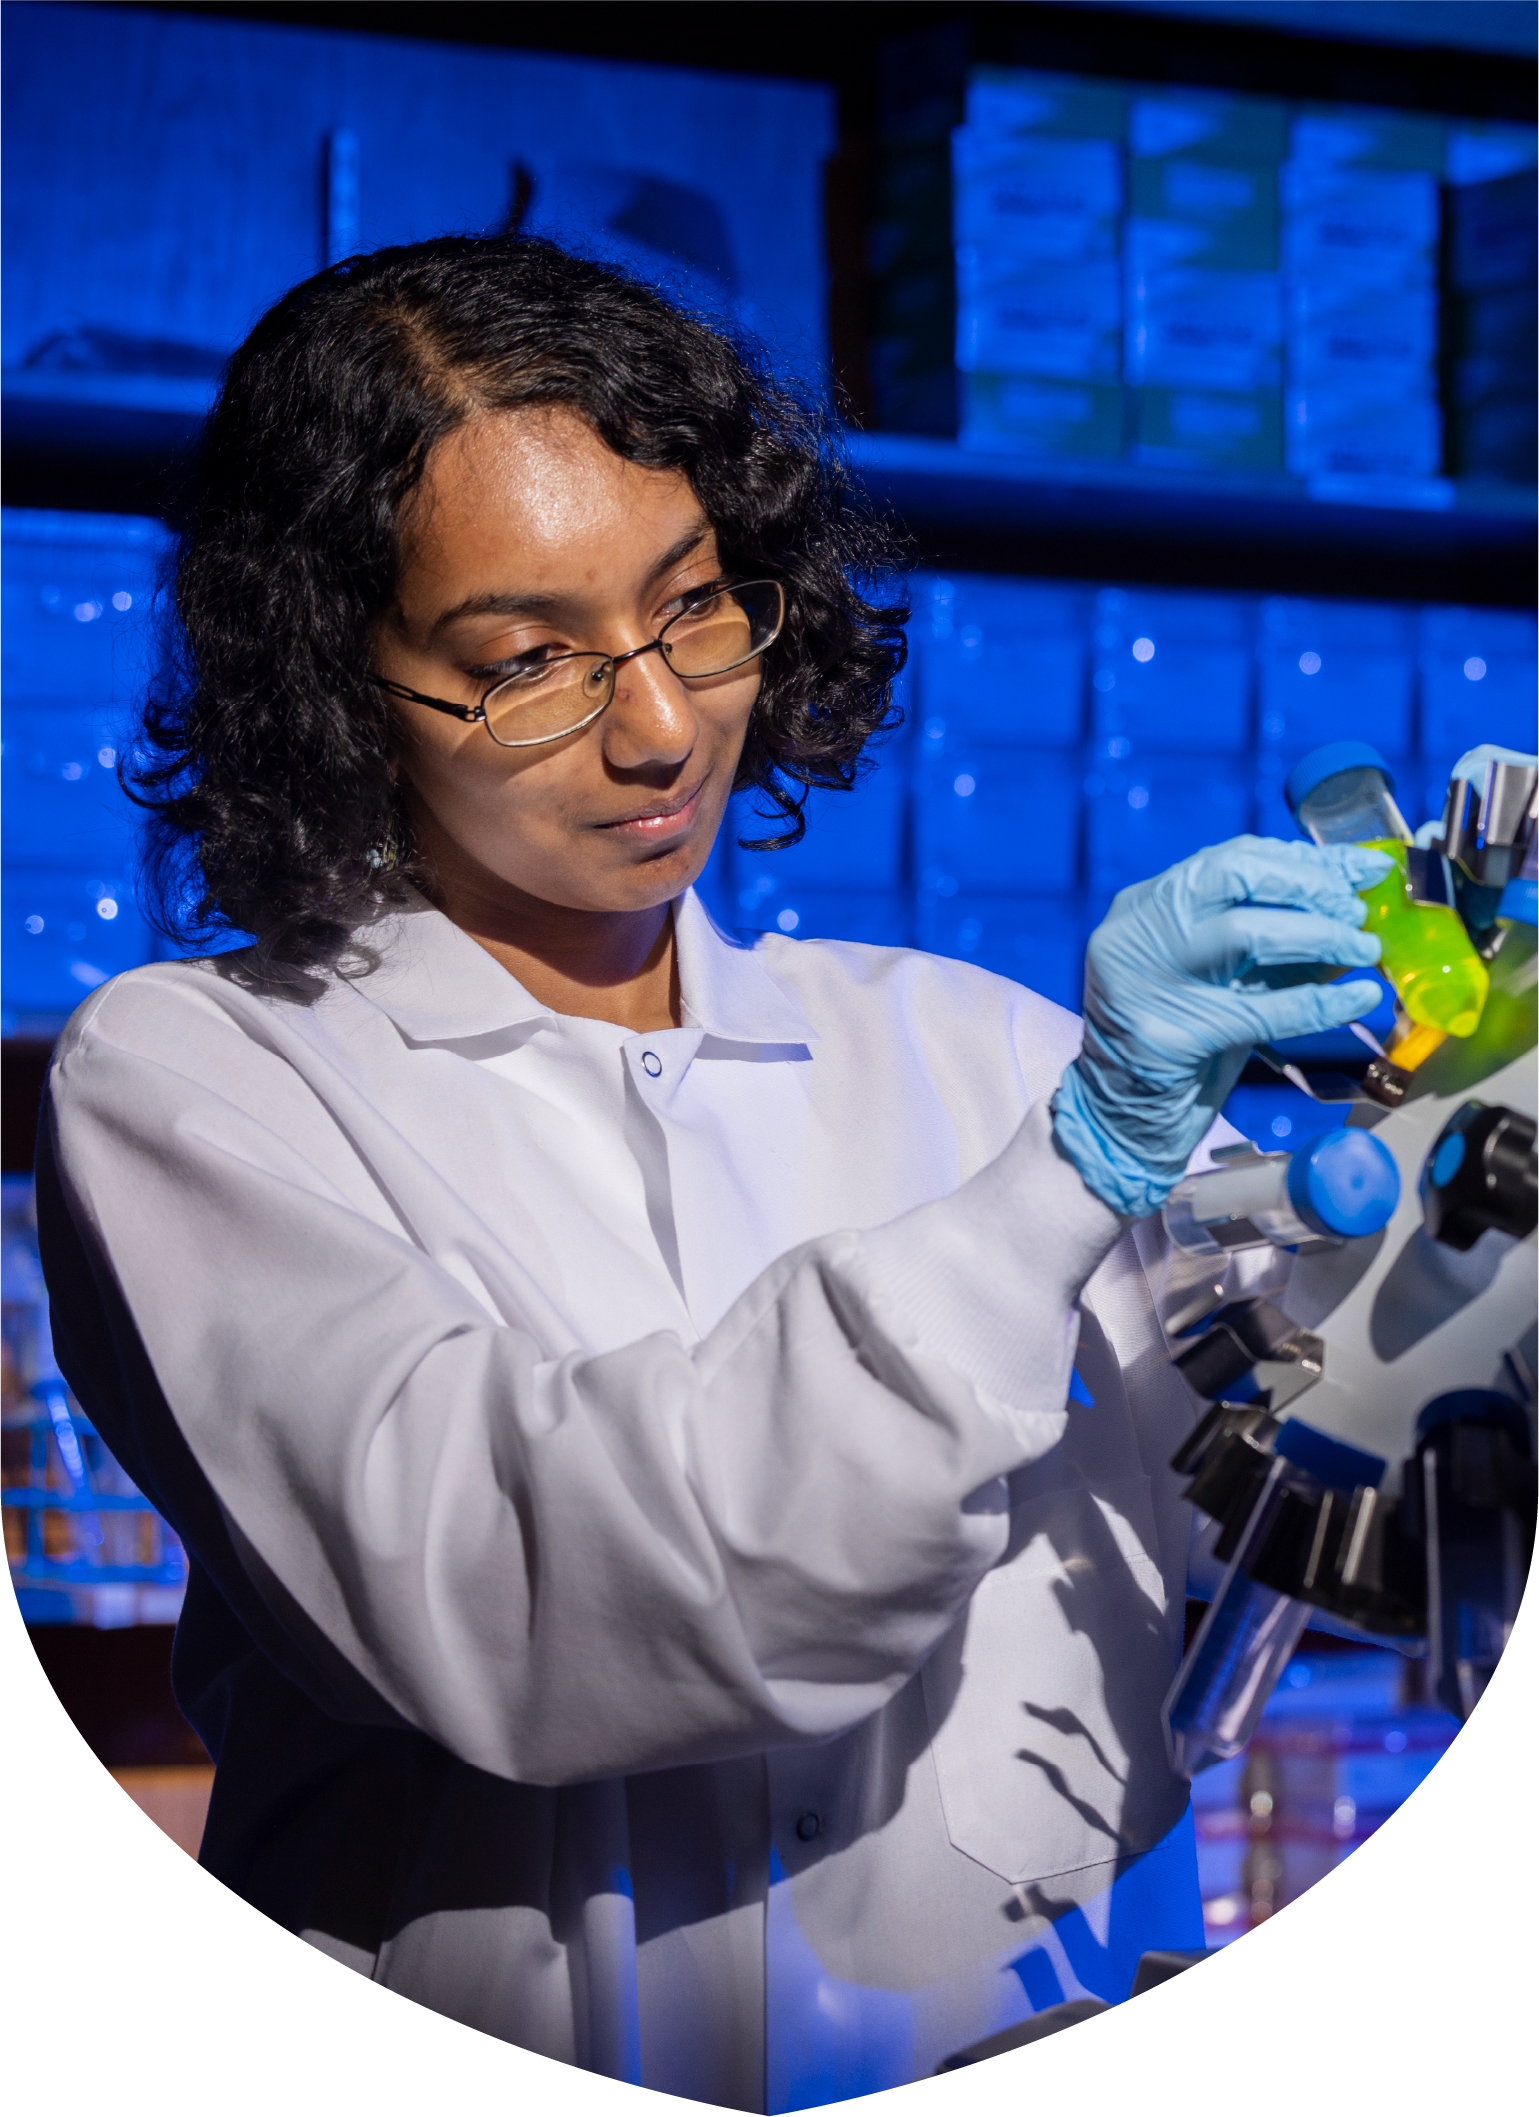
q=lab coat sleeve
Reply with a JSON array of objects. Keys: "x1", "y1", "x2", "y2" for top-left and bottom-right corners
[{"x1": 41, "y1": 978, "x2": 1126, "y2": 1787}]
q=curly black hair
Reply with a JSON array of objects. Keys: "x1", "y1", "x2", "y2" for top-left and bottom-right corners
[{"x1": 129, "y1": 234, "x2": 909, "y2": 988}]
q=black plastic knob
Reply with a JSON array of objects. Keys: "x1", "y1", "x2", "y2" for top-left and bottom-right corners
[{"x1": 1420, "y1": 1101, "x2": 1538, "y2": 1252}]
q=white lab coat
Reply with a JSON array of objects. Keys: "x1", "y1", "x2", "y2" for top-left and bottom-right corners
[{"x1": 38, "y1": 886, "x2": 1219, "y2": 2108}]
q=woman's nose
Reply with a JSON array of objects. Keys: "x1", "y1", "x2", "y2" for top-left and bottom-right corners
[{"x1": 601, "y1": 645, "x2": 697, "y2": 771}]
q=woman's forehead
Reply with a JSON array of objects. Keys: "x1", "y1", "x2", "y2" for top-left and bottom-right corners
[{"x1": 401, "y1": 406, "x2": 710, "y2": 596}]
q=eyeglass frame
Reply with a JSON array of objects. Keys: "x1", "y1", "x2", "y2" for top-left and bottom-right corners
[{"x1": 369, "y1": 576, "x2": 786, "y2": 750}]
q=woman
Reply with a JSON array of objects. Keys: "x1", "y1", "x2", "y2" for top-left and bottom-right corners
[{"x1": 36, "y1": 237, "x2": 1387, "y2": 2107}]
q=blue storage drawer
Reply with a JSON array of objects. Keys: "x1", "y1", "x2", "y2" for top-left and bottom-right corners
[
  {"x1": 1258, "y1": 598, "x2": 1416, "y2": 759},
  {"x1": 3, "y1": 701, "x2": 140, "y2": 870},
  {"x1": 914, "y1": 575, "x2": 1088, "y2": 748},
  {"x1": 1, "y1": 510, "x2": 167, "y2": 709},
  {"x1": 1085, "y1": 757, "x2": 1252, "y2": 897},
  {"x1": 915, "y1": 749, "x2": 1081, "y2": 895},
  {"x1": 727, "y1": 762, "x2": 907, "y2": 893},
  {"x1": 729, "y1": 885, "x2": 912, "y2": 950},
  {"x1": 1418, "y1": 604, "x2": 1538, "y2": 770},
  {"x1": 2, "y1": 868, "x2": 157, "y2": 1026},
  {"x1": 916, "y1": 893, "x2": 1086, "y2": 1011},
  {"x1": 1090, "y1": 587, "x2": 1254, "y2": 754}
]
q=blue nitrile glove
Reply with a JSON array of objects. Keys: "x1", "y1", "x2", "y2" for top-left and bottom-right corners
[{"x1": 1052, "y1": 835, "x2": 1393, "y2": 1218}]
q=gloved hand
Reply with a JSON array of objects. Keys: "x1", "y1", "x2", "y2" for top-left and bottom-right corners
[{"x1": 1052, "y1": 835, "x2": 1393, "y2": 1218}]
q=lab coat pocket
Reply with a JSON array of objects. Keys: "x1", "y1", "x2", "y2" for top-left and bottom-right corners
[{"x1": 920, "y1": 1475, "x2": 1187, "y2": 1888}]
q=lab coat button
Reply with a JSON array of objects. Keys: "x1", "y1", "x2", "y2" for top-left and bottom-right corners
[
  {"x1": 795, "y1": 1812, "x2": 820, "y2": 1842},
  {"x1": 641, "y1": 1052, "x2": 663, "y2": 1078}
]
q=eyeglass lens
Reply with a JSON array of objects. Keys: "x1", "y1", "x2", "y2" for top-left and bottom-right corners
[{"x1": 481, "y1": 580, "x2": 783, "y2": 746}]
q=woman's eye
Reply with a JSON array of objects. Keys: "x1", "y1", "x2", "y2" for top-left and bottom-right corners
[
  {"x1": 467, "y1": 644, "x2": 562, "y2": 682},
  {"x1": 661, "y1": 581, "x2": 725, "y2": 624}
]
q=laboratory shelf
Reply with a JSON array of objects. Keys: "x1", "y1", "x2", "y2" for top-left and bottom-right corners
[
  {"x1": 845, "y1": 431, "x2": 1537, "y2": 602},
  {"x1": 2, "y1": 367, "x2": 217, "y2": 460}
]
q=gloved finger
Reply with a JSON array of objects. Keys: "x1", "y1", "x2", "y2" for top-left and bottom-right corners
[
  {"x1": 1177, "y1": 836, "x2": 1392, "y2": 922},
  {"x1": 1452, "y1": 743, "x2": 1538, "y2": 785},
  {"x1": 1239, "y1": 976, "x2": 1386, "y2": 1045},
  {"x1": 1189, "y1": 906, "x2": 1383, "y2": 977}
]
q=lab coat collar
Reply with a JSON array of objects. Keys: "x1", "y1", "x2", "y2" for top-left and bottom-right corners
[
  {"x1": 342, "y1": 892, "x2": 552, "y2": 1043},
  {"x1": 345, "y1": 886, "x2": 814, "y2": 1050},
  {"x1": 673, "y1": 888, "x2": 816, "y2": 1050}
]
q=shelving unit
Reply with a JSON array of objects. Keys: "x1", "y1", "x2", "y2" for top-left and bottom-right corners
[
  {"x1": 2, "y1": 367, "x2": 217, "y2": 453},
  {"x1": 848, "y1": 429, "x2": 1535, "y2": 600}
]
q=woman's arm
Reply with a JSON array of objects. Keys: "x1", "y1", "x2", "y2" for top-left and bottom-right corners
[{"x1": 40, "y1": 978, "x2": 1122, "y2": 1788}]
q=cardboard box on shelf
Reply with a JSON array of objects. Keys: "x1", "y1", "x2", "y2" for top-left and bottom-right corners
[
  {"x1": 916, "y1": 576, "x2": 1088, "y2": 750},
  {"x1": 1285, "y1": 386, "x2": 1442, "y2": 480},
  {"x1": 1444, "y1": 121, "x2": 1539, "y2": 190},
  {"x1": 1127, "y1": 162, "x2": 1278, "y2": 272},
  {"x1": 1446, "y1": 393, "x2": 1537, "y2": 485},
  {"x1": 1289, "y1": 105, "x2": 1445, "y2": 176},
  {"x1": 1129, "y1": 385, "x2": 1283, "y2": 471},
  {"x1": 1130, "y1": 90, "x2": 1289, "y2": 171},
  {"x1": 1286, "y1": 277, "x2": 1438, "y2": 397},
  {"x1": 964, "y1": 67, "x2": 1126, "y2": 142},
  {"x1": 959, "y1": 372, "x2": 1125, "y2": 457},
  {"x1": 1446, "y1": 165, "x2": 1539, "y2": 294},
  {"x1": 1280, "y1": 163, "x2": 1439, "y2": 286},
  {"x1": 955, "y1": 259, "x2": 1122, "y2": 380},
  {"x1": 1126, "y1": 265, "x2": 1283, "y2": 393},
  {"x1": 1091, "y1": 585, "x2": 1255, "y2": 755},
  {"x1": 952, "y1": 129, "x2": 1123, "y2": 263}
]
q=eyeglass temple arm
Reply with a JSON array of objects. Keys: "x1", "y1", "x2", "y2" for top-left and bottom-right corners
[{"x1": 370, "y1": 674, "x2": 484, "y2": 723}]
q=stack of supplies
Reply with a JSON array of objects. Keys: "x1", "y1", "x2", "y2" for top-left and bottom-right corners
[
  {"x1": 1281, "y1": 107, "x2": 1445, "y2": 483},
  {"x1": 1442, "y1": 123, "x2": 1538, "y2": 485},
  {"x1": 953, "y1": 70, "x2": 1127, "y2": 457},
  {"x1": 1123, "y1": 89, "x2": 1289, "y2": 471}
]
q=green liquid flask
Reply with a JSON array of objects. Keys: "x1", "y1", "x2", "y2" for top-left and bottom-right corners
[{"x1": 1285, "y1": 743, "x2": 1489, "y2": 1040}]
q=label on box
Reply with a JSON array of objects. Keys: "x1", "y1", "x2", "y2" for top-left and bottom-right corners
[
  {"x1": 1286, "y1": 280, "x2": 1438, "y2": 393},
  {"x1": 1126, "y1": 268, "x2": 1282, "y2": 391},
  {"x1": 1281, "y1": 165, "x2": 1439, "y2": 283},
  {"x1": 1285, "y1": 389, "x2": 1443, "y2": 480},
  {"x1": 955, "y1": 262, "x2": 1122, "y2": 379},
  {"x1": 953, "y1": 130, "x2": 1123, "y2": 261}
]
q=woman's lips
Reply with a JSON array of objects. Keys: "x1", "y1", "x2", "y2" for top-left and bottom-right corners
[{"x1": 598, "y1": 780, "x2": 706, "y2": 839}]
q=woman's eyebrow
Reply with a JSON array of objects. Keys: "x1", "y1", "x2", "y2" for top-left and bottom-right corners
[{"x1": 427, "y1": 523, "x2": 714, "y2": 637}]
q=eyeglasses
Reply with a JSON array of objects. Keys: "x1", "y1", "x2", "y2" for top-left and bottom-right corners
[{"x1": 372, "y1": 577, "x2": 785, "y2": 749}]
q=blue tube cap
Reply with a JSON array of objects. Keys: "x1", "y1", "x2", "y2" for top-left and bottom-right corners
[
  {"x1": 1285, "y1": 1125, "x2": 1401, "y2": 1238},
  {"x1": 1415, "y1": 1389, "x2": 1530, "y2": 1444},
  {"x1": 1498, "y1": 877, "x2": 1538, "y2": 928},
  {"x1": 1284, "y1": 741, "x2": 1395, "y2": 821}
]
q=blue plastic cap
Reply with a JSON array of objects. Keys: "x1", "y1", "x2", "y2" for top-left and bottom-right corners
[
  {"x1": 1498, "y1": 877, "x2": 1538, "y2": 928},
  {"x1": 1285, "y1": 1125, "x2": 1401, "y2": 1238},
  {"x1": 1274, "y1": 1417, "x2": 1386, "y2": 1491},
  {"x1": 1283, "y1": 742, "x2": 1395, "y2": 820},
  {"x1": 1415, "y1": 1390, "x2": 1530, "y2": 1445}
]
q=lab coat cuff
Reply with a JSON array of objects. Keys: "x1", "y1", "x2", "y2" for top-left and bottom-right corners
[{"x1": 858, "y1": 1099, "x2": 1127, "y2": 1421}]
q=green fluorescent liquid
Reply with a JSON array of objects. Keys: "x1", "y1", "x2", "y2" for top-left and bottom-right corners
[{"x1": 1360, "y1": 839, "x2": 1490, "y2": 1038}]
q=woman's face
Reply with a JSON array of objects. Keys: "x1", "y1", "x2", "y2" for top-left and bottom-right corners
[{"x1": 375, "y1": 405, "x2": 761, "y2": 918}]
